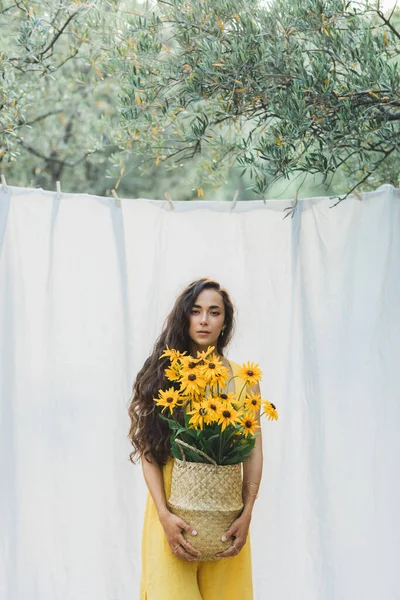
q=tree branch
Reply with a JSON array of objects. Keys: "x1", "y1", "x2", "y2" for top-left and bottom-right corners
[
  {"x1": 1, "y1": 3, "x2": 18, "y2": 13},
  {"x1": 329, "y1": 146, "x2": 397, "y2": 208},
  {"x1": 16, "y1": 137, "x2": 95, "y2": 166},
  {"x1": 376, "y1": 8, "x2": 400, "y2": 42},
  {"x1": 17, "y1": 109, "x2": 65, "y2": 128},
  {"x1": 40, "y1": 10, "x2": 79, "y2": 57}
]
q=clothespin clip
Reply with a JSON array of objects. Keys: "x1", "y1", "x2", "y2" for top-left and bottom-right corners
[
  {"x1": 111, "y1": 189, "x2": 121, "y2": 208},
  {"x1": 230, "y1": 189, "x2": 239, "y2": 212},
  {"x1": 56, "y1": 181, "x2": 62, "y2": 201},
  {"x1": 165, "y1": 191, "x2": 174, "y2": 210},
  {"x1": 353, "y1": 190, "x2": 363, "y2": 201},
  {"x1": 1, "y1": 174, "x2": 7, "y2": 193}
]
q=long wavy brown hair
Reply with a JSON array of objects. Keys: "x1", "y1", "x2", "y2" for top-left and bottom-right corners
[{"x1": 127, "y1": 278, "x2": 236, "y2": 466}]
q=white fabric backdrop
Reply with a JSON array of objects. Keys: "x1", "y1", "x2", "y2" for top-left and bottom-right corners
[{"x1": 0, "y1": 184, "x2": 399, "y2": 600}]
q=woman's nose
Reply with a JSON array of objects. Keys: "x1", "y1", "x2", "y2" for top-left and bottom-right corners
[{"x1": 200, "y1": 313, "x2": 208, "y2": 324}]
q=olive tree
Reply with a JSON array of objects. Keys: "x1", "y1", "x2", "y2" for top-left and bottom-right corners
[
  {"x1": 1, "y1": 0, "x2": 399, "y2": 204},
  {"x1": 0, "y1": 0, "x2": 122, "y2": 193},
  {"x1": 104, "y1": 0, "x2": 400, "y2": 208}
]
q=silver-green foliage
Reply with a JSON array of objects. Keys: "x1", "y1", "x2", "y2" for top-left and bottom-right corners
[
  {"x1": 0, "y1": 0, "x2": 120, "y2": 192},
  {"x1": 1, "y1": 0, "x2": 399, "y2": 202},
  {"x1": 106, "y1": 0, "x2": 400, "y2": 204}
]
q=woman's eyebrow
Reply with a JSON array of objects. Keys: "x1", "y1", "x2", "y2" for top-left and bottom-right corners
[{"x1": 192, "y1": 304, "x2": 222, "y2": 309}]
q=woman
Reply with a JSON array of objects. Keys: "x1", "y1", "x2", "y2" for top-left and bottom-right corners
[{"x1": 128, "y1": 278, "x2": 263, "y2": 600}]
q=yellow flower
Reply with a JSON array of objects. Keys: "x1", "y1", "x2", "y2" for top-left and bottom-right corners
[
  {"x1": 196, "y1": 345, "x2": 215, "y2": 361},
  {"x1": 159, "y1": 346, "x2": 187, "y2": 361},
  {"x1": 171, "y1": 357, "x2": 186, "y2": 372},
  {"x1": 216, "y1": 391, "x2": 237, "y2": 405},
  {"x1": 200, "y1": 353, "x2": 224, "y2": 380},
  {"x1": 210, "y1": 369, "x2": 230, "y2": 389},
  {"x1": 154, "y1": 387, "x2": 181, "y2": 414},
  {"x1": 187, "y1": 403, "x2": 208, "y2": 430},
  {"x1": 243, "y1": 391, "x2": 262, "y2": 416},
  {"x1": 203, "y1": 398, "x2": 222, "y2": 424},
  {"x1": 263, "y1": 401, "x2": 279, "y2": 421},
  {"x1": 164, "y1": 365, "x2": 181, "y2": 382},
  {"x1": 180, "y1": 355, "x2": 201, "y2": 369},
  {"x1": 200, "y1": 353, "x2": 230, "y2": 388},
  {"x1": 218, "y1": 403, "x2": 241, "y2": 432},
  {"x1": 180, "y1": 370, "x2": 206, "y2": 398},
  {"x1": 239, "y1": 414, "x2": 261, "y2": 437},
  {"x1": 237, "y1": 361, "x2": 263, "y2": 386}
]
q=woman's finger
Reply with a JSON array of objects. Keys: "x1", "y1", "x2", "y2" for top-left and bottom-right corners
[
  {"x1": 221, "y1": 524, "x2": 237, "y2": 542},
  {"x1": 178, "y1": 535, "x2": 201, "y2": 557},
  {"x1": 215, "y1": 542, "x2": 242, "y2": 559},
  {"x1": 177, "y1": 518, "x2": 198, "y2": 537},
  {"x1": 173, "y1": 544, "x2": 198, "y2": 561}
]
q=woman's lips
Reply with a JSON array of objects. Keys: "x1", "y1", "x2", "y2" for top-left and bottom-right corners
[{"x1": 197, "y1": 332, "x2": 211, "y2": 335}]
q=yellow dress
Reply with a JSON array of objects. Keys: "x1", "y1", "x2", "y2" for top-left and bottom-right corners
[{"x1": 140, "y1": 360, "x2": 253, "y2": 600}]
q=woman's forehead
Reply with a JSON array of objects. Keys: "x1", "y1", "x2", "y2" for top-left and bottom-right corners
[{"x1": 193, "y1": 289, "x2": 223, "y2": 307}]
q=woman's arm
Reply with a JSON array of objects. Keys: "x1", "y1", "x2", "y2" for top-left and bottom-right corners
[
  {"x1": 242, "y1": 424, "x2": 263, "y2": 515},
  {"x1": 141, "y1": 449, "x2": 201, "y2": 561},
  {"x1": 216, "y1": 381, "x2": 263, "y2": 558},
  {"x1": 141, "y1": 449, "x2": 169, "y2": 520}
]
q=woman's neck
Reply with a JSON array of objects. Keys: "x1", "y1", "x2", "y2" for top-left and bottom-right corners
[{"x1": 189, "y1": 342, "x2": 222, "y2": 359}]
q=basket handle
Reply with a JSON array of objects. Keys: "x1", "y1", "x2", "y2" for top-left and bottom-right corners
[{"x1": 175, "y1": 438, "x2": 218, "y2": 468}]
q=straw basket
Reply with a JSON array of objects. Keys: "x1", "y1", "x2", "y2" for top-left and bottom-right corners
[{"x1": 167, "y1": 439, "x2": 244, "y2": 561}]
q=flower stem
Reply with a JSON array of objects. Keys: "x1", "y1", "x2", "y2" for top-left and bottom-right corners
[{"x1": 237, "y1": 380, "x2": 247, "y2": 403}]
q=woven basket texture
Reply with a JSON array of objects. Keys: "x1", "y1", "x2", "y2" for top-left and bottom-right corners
[{"x1": 167, "y1": 458, "x2": 243, "y2": 561}]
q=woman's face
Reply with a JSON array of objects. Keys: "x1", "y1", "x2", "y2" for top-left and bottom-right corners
[{"x1": 188, "y1": 288, "x2": 225, "y2": 354}]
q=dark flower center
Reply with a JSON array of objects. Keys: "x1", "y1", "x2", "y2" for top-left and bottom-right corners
[
  {"x1": 245, "y1": 420, "x2": 252, "y2": 428},
  {"x1": 251, "y1": 399, "x2": 257, "y2": 405},
  {"x1": 220, "y1": 393, "x2": 228, "y2": 400},
  {"x1": 188, "y1": 374, "x2": 196, "y2": 381},
  {"x1": 270, "y1": 402, "x2": 276, "y2": 409},
  {"x1": 199, "y1": 408, "x2": 207, "y2": 415},
  {"x1": 188, "y1": 361, "x2": 196, "y2": 369},
  {"x1": 222, "y1": 410, "x2": 231, "y2": 418},
  {"x1": 247, "y1": 370, "x2": 254, "y2": 376},
  {"x1": 209, "y1": 362, "x2": 216, "y2": 369},
  {"x1": 167, "y1": 397, "x2": 173, "y2": 403},
  {"x1": 210, "y1": 404, "x2": 217, "y2": 411}
]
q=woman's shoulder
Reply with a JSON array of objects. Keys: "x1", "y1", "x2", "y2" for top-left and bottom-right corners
[
  {"x1": 227, "y1": 358, "x2": 240, "y2": 371},
  {"x1": 227, "y1": 359, "x2": 249, "y2": 390}
]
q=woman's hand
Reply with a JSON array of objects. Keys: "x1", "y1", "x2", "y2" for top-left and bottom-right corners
[
  {"x1": 159, "y1": 510, "x2": 201, "y2": 561},
  {"x1": 215, "y1": 512, "x2": 251, "y2": 559}
]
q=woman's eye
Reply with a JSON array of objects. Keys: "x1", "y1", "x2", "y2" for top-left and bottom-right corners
[{"x1": 211, "y1": 312, "x2": 220, "y2": 316}]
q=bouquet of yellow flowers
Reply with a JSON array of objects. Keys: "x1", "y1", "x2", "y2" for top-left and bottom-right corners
[
  {"x1": 154, "y1": 344, "x2": 278, "y2": 560},
  {"x1": 154, "y1": 345, "x2": 278, "y2": 466}
]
